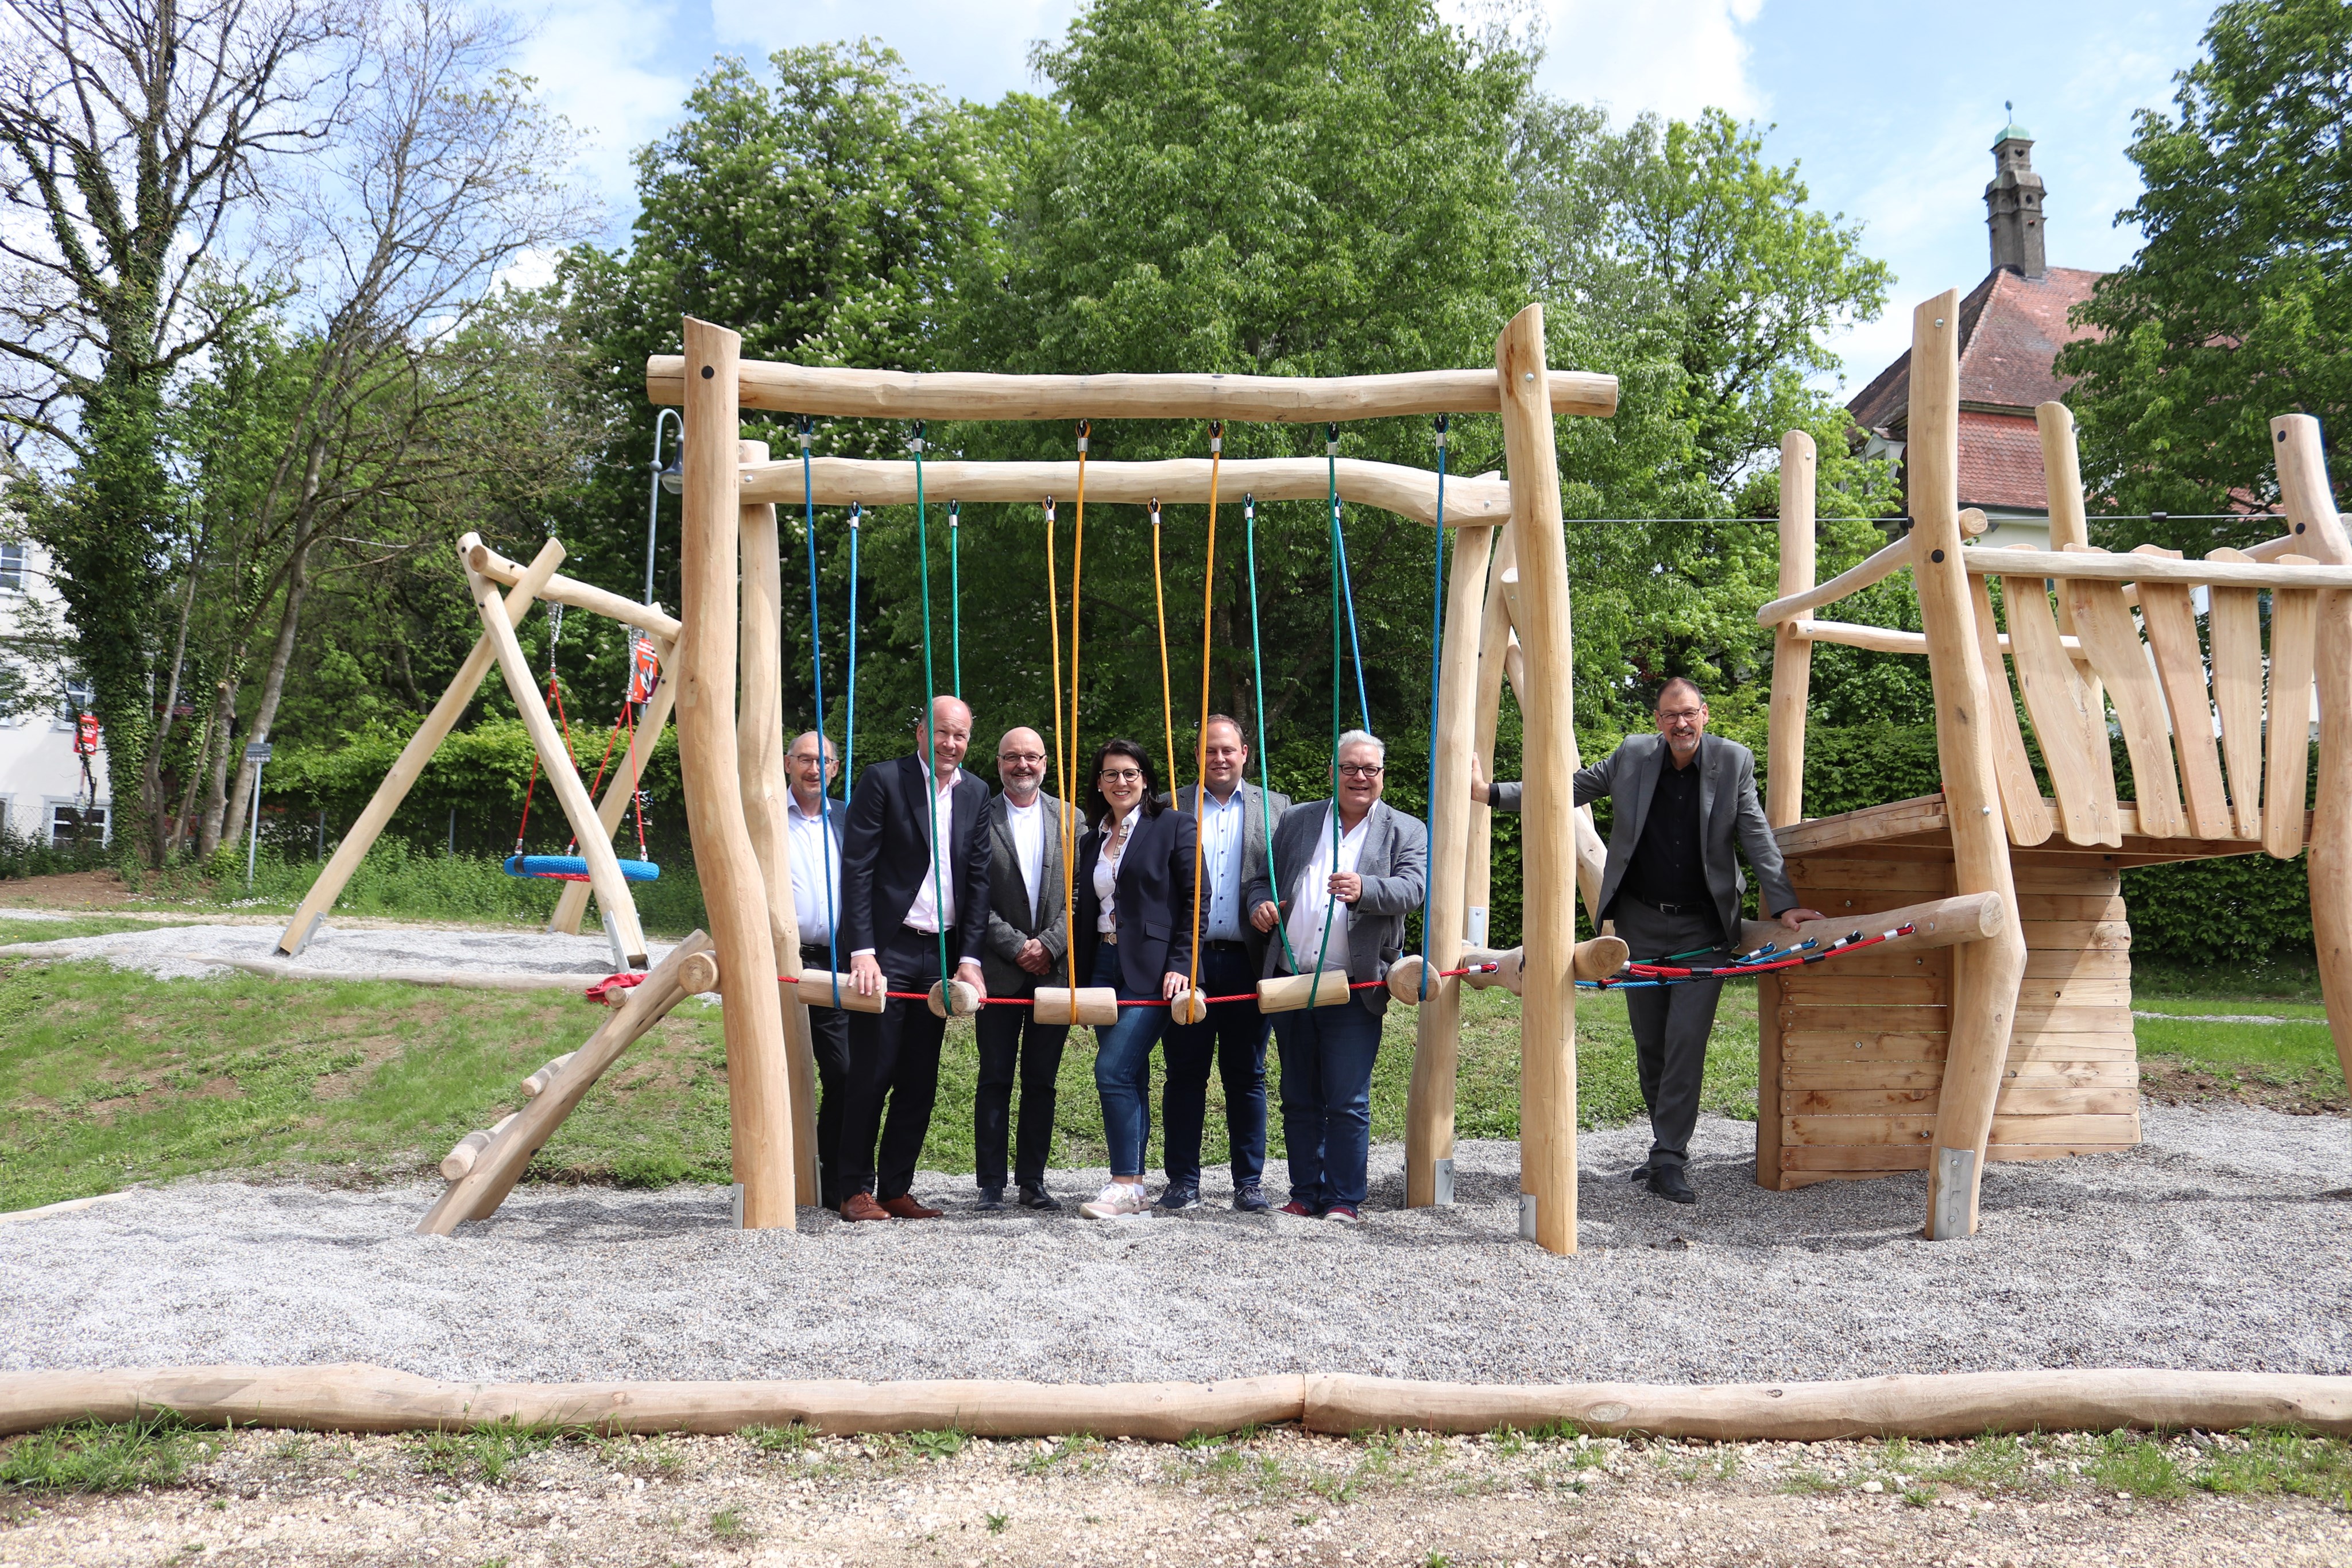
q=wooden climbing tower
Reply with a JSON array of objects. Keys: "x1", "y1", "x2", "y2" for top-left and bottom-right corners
[{"x1": 1753, "y1": 289, "x2": 2352, "y2": 1236}]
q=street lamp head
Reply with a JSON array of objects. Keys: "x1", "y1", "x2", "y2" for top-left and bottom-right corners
[{"x1": 657, "y1": 449, "x2": 683, "y2": 495}]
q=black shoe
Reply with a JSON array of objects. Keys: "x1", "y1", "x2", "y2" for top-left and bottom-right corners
[
  {"x1": 976, "y1": 1187, "x2": 1007, "y2": 1212},
  {"x1": 1646, "y1": 1164, "x2": 1696, "y2": 1205},
  {"x1": 1158, "y1": 1183, "x2": 1202, "y2": 1212},
  {"x1": 1627, "y1": 1162, "x2": 1653, "y2": 1183},
  {"x1": 1017, "y1": 1184, "x2": 1061, "y2": 1211},
  {"x1": 1233, "y1": 1182, "x2": 1271, "y2": 1213}
]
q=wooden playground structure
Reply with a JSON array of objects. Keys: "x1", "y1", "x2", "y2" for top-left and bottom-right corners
[{"x1": 326, "y1": 288, "x2": 2349, "y2": 1256}]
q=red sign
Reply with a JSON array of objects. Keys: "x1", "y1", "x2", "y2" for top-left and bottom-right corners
[
  {"x1": 628, "y1": 636, "x2": 660, "y2": 704},
  {"x1": 72, "y1": 713, "x2": 99, "y2": 756}
]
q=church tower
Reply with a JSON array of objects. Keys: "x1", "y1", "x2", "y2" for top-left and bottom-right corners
[{"x1": 1984, "y1": 109, "x2": 2047, "y2": 278}]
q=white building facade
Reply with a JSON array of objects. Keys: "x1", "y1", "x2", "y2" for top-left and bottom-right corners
[{"x1": 0, "y1": 537, "x2": 110, "y2": 846}]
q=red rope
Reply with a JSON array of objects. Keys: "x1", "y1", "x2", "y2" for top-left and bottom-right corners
[{"x1": 513, "y1": 669, "x2": 575, "y2": 854}]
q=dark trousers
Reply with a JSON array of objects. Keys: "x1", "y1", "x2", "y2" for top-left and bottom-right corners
[
  {"x1": 799, "y1": 942, "x2": 853, "y2": 1209},
  {"x1": 974, "y1": 994, "x2": 1067, "y2": 1192},
  {"x1": 1271, "y1": 998, "x2": 1384, "y2": 1211},
  {"x1": 840, "y1": 927, "x2": 948, "y2": 1202},
  {"x1": 1610, "y1": 898, "x2": 1728, "y2": 1170},
  {"x1": 1160, "y1": 943, "x2": 1268, "y2": 1188}
]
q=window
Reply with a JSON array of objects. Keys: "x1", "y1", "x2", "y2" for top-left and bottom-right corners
[
  {"x1": 53, "y1": 675, "x2": 92, "y2": 731},
  {"x1": 0, "y1": 541, "x2": 22, "y2": 591},
  {"x1": 48, "y1": 800, "x2": 106, "y2": 848}
]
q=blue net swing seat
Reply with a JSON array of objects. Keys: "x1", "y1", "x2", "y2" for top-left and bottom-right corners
[
  {"x1": 504, "y1": 853, "x2": 661, "y2": 883},
  {"x1": 502, "y1": 606, "x2": 662, "y2": 888}
]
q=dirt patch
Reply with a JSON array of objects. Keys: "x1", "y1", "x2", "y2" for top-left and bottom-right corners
[
  {"x1": 0, "y1": 869, "x2": 154, "y2": 909},
  {"x1": 2141, "y1": 1058, "x2": 2350, "y2": 1117},
  {"x1": 0, "y1": 1421, "x2": 2342, "y2": 1568}
]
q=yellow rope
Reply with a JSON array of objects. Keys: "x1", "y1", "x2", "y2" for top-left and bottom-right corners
[
  {"x1": 1045, "y1": 492, "x2": 1070, "y2": 992},
  {"x1": 1059, "y1": 422, "x2": 1089, "y2": 993},
  {"x1": 1183, "y1": 427, "x2": 1223, "y2": 1006}
]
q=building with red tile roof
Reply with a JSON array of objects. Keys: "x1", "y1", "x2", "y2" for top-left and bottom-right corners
[{"x1": 1844, "y1": 120, "x2": 2104, "y2": 550}]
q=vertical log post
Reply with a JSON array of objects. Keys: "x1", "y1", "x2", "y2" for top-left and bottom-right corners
[
  {"x1": 1496, "y1": 304, "x2": 1579, "y2": 1256},
  {"x1": 1467, "y1": 524, "x2": 1514, "y2": 954},
  {"x1": 1405, "y1": 522, "x2": 1499, "y2": 1209},
  {"x1": 1766, "y1": 432, "x2": 1816, "y2": 828},
  {"x1": 277, "y1": 536, "x2": 564, "y2": 958},
  {"x1": 2273, "y1": 415, "x2": 2352, "y2": 1097},
  {"x1": 679, "y1": 318, "x2": 796, "y2": 1226},
  {"x1": 1910, "y1": 293, "x2": 2028, "y2": 1240},
  {"x1": 737, "y1": 439, "x2": 823, "y2": 1206},
  {"x1": 2038, "y1": 404, "x2": 2103, "y2": 713}
]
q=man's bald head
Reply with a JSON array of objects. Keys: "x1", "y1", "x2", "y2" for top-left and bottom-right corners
[
  {"x1": 787, "y1": 730, "x2": 837, "y2": 808},
  {"x1": 916, "y1": 695, "x2": 974, "y2": 778},
  {"x1": 997, "y1": 726, "x2": 1047, "y2": 804}
]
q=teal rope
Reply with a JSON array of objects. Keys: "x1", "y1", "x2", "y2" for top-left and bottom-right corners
[
  {"x1": 948, "y1": 499, "x2": 962, "y2": 698},
  {"x1": 912, "y1": 423, "x2": 950, "y2": 985},
  {"x1": 1417, "y1": 417, "x2": 1447, "y2": 998},
  {"x1": 1305, "y1": 425, "x2": 1347, "y2": 1005},
  {"x1": 1244, "y1": 495, "x2": 1299, "y2": 975},
  {"x1": 1326, "y1": 424, "x2": 1370, "y2": 730}
]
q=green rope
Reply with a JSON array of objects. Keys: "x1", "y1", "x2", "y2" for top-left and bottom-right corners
[
  {"x1": 1245, "y1": 495, "x2": 1299, "y2": 975},
  {"x1": 948, "y1": 498, "x2": 962, "y2": 698},
  {"x1": 912, "y1": 423, "x2": 950, "y2": 986}
]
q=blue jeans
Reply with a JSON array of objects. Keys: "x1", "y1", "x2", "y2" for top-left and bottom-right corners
[
  {"x1": 1272, "y1": 1001, "x2": 1383, "y2": 1211},
  {"x1": 1160, "y1": 944, "x2": 1269, "y2": 1188},
  {"x1": 1090, "y1": 942, "x2": 1169, "y2": 1179}
]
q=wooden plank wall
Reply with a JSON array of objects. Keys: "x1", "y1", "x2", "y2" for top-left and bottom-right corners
[{"x1": 1756, "y1": 853, "x2": 2141, "y2": 1189}]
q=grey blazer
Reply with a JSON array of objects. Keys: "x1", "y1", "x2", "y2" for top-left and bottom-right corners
[
  {"x1": 1245, "y1": 799, "x2": 1428, "y2": 1019},
  {"x1": 979, "y1": 791, "x2": 1076, "y2": 999},
  {"x1": 1495, "y1": 734, "x2": 1792, "y2": 940},
  {"x1": 1168, "y1": 781, "x2": 1290, "y2": 968}
]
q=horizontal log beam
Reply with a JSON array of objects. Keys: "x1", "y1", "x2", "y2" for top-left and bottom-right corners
[
  {"x1": 466, "y1": 543, "x2": 683, "y2": 642},
  {"x1": 646, "y1": 358, "x2": 1619, "y2": 423},
  {"x1": 7, "y1": 1364, "x2": 2346, "y2": 1441},
  {"x1": 1736, "y1": 892, "x2": 2005, "y2": 960},
  {"x1": 737, "y1": 455, "x2": 1504, "y2": 529},
  {"x1": 1793, "y1": 620, "x2": 2088, "y2": 661},
  {"x1": 1964, "y1": 548, "x2": 2352, "y2": 590}
]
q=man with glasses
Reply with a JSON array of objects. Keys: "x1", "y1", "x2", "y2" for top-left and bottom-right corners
[
  {"x1": 1472, "y1": 677, "x2": 1821, "y2": 1204},
  {"x1": 1160, "y1": 715, "x2": 1289, "y2": 1212},
  {"x1": 1245, "y1": 730, "x2": 1426, "y2": 1225},
  {"x1": 973, "y1": 727, "x2": 1076, "y2": 1211},
  {"x1": 785, "y1": 731, "x2": 852, "y2": 1210}
]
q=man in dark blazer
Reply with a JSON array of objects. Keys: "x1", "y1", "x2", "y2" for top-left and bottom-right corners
[
  {"x1": 1160, "y1": 714, "x2": 1288, "y2": 1213},
  {"x1": 1245, "y1": 730, "x2": 1427, "y2": 1223},
  {"x1": 974, "y1": 725, "x2": 1074, "y2": 1212},
  {"x1": 1474, "y1": 677, "x2": 1822, "y2": 1204},
  {"x1": 837, "y1": 695, "x2": 993, "y2": 1222}
]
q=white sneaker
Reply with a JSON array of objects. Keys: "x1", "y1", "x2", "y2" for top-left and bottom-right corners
[{"x1": 1078, "y1": 1181, "x2": 1154, "y2": 1219}]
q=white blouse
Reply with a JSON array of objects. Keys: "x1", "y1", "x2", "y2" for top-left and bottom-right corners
[{"x1": 1093, "y1": 811, "x2": 1136, "y2": 935}]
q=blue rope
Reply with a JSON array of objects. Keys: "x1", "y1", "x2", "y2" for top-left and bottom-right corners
[
  {"x1": 1417, "y1": 417, "x2": 1448, "y2": 998},
  {"x1": 1326, "y1": 425, "x2": 1371, "y2": 730},
  {"x1": 1244, "y1": 495, "x2": 1299, "y2": 975},
  {"x1": 800, "y1": 417, "x2": 841, "y2": 1008}
]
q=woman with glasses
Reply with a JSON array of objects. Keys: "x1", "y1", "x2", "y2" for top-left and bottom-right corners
[
  {"x1": 1070, "y1": 738, "x2": 1198, "y2": 1219},
  {"x1": 1243, "y1": 729, "x2": 1426, "y2": 1224}
]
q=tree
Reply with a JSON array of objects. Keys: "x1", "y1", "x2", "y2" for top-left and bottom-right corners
[
  {"x1": 1512, "y1": 100, "x2": 1895, "y2": 729},
  {"x1": 2056, "y1": 0, "x2": 2350, "y2": 551},
  {"x1": 0, "y1": 0, "x2": 347, "y2": 862}
]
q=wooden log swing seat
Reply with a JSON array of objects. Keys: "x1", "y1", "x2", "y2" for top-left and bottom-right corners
[{"x1": 1751, "y1": 290, "x2": 2352, "y2": 1235}]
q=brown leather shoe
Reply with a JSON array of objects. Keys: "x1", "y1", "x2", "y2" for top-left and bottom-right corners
[
  {"x1": 840, "y1": 1192, "x2": 891, "y2": 1222},
  {"x1": 880, "y1": 1194, "x2": 942, "y2": 1220}
]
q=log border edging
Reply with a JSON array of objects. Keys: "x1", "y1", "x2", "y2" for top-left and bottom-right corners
[{"x1": 5, "y1": 1366, "x2": 2346, "y2": 1442}]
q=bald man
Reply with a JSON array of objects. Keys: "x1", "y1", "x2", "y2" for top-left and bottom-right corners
[
  {"x1": 784, "y1": 731, "x2": 852, "y2": 1210},
  {"x1": 973, "y1": 727, "x2": 1076, "y2": 1210},
  {"x1": 836, "y1": 696, "x2": 995, "y2": 1221}
]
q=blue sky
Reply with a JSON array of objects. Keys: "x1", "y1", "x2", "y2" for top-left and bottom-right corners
[{"x1": 509, "y1": 0, "x2": 2220, "y2": 392}]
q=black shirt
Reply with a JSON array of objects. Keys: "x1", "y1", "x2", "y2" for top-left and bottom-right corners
[{"x1": 1621, "y1": 751, "x2": 1711, "y2": 914}]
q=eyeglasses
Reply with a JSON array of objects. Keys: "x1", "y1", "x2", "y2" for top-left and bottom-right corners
[
  {"x1": 999, "y1": 752, "x2": 1046, "y2": 765},
  {"x1": 788, "y1": 753, "x2": 831, "y2": 766},
  {"x1": 1098, "y1": 768, "x2": 1144, "y2": 783},
  {"x1": 1657, "y1": 708, "x2": 1705, "y2": 723},
  {"x1": 1336, "y1": 764, "x2": 1384, "y2": 779}
]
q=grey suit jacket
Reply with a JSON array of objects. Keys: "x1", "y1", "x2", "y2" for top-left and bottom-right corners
[
  {"x1": 1245, "y1": 799, "x2": 1428, "y2": 1018},
  {"x1": 980, "y1": 791, "x2": 1076, "y2": 999},
  {"x1": 1496, "y1": 734, "x2": 1793, "y2": 940},
  {"x1": 1168, "y1": 781, "x2": 1290, "y2": 967}
]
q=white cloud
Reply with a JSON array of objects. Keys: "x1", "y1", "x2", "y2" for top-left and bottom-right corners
[
  {"x1": 1526, "y1": 0, "x2": 1766, "y2": 122},
  {"x1": 709, "y1": 0, "x2": 1085, "y2": 103},
  {"x1": 504, "y1": 0, "x2": 699, "y2": 230}
]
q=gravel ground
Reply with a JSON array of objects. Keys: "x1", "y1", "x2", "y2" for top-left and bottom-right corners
[
  {"x1": 0, "y1": 917, "x2": 670, "y2": 982},
  {"x1": 4, "y1": 1106, "x2": 2348, "y2": 1387},
  {"x1": 6, "y1": 1417, "x2": 2349, "y2": 1567}
]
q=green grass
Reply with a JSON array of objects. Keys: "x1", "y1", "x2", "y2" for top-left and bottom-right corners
[
  {"x1": 2132, "y1": 1004, "x2": 2346, "y2": 1109},
  {"x1": 407, "y1": 1420, "x2": 577, "y2": 1485},
  {"x1": 2193, "y1": 1428, "x2": 2352, "y2": 1505},
  {"x1": 0, "y1": 1412, "x2": 212, "y2": 1493},
  {"x1": 0, "y1": 914, "x2": 211, "y2": 945},
  {"x1": 2087, "y1": 1431, "x2": 2188, "y2": 1500}
]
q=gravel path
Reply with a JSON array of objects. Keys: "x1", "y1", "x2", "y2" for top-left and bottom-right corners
[
  {"x1": 5, "y1": 1106, "x2": 2347, "y2": 1387},
  {"x1": 0, "y1": 917, "x2": 667, "y2": 982}
]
